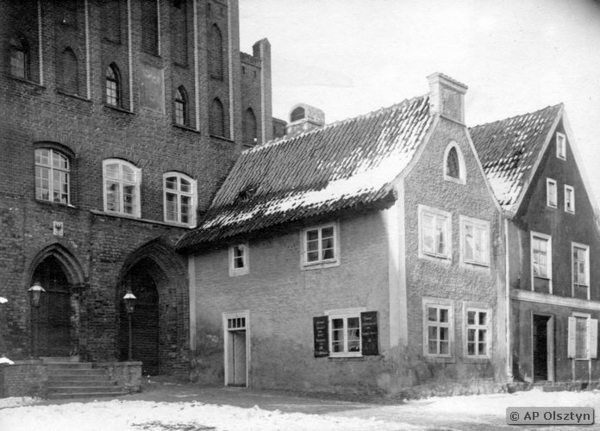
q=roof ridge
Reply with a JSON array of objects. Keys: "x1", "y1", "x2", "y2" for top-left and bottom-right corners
[
  {"x1": 469, "y1": 103, "x2": 563, "y2": 130},
  {"x1": 246, "y1": 94, "x2": 430, "y2": 154}
]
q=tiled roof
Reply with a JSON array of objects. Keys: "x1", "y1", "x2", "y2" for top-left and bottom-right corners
[
  {"x1": 177, "y1": 95, "x2": 433, "y2": 252},
  {"x1": 469, "y1": 104, "x2": 562, "y2": 213}
]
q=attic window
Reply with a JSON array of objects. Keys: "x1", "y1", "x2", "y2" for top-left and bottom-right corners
[
  {"x1": 443, "y1": 142, "x2": 466, "y2": 184},
  {"x1": 556, "y1": 133, "x2": 567, "y2": 160},
  {"x1": 291, "y1": 107, "x2": 305, "y2": 122},
  {"x1": 237, "y1": 186, "x2": 257, "y2": 202}
]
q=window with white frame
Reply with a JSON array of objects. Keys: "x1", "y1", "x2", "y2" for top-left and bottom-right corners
[
  {"x1": 546, "y1": 178, "x2": 557, "y2": 208},
  {"x1": 229, "y1": 243, "x2": 249, "y2": 276},
  {"x1": 460, "y1": 216, "x2": 489, "y2": 266},
  {"x1": 301, "y1": 223, "x2": 339, "y2": 267},
  {"x1": 327, "y1": 309, "x2": 363, "y2": 357},
  {"x1": 568, "y1": 313, "x2": 598, "y2": 360},
  {"x1": 423, "y1": 299, "x2": 453, "y2": 357},
  {"x1": 163, "y1": 172, "x2": 196, "y2": 226},
  {"x1": 419, "y1": 205, "x2": 452, "y2": 260},
  {"x1": 565, "y1": 185, "x2": 575, "y2": 214},
  {"x1": 103, "y1": 159, "x2": 141, "y2": 217},
  {"x1": 556, "y1": 132, "x2": 567, "y2": 160},
  {"x1": 465, "y1": 308, "x2": 491, "y2": 357},
  {"x1": 35, "y1": 148, "x2": 70, "y2": 205},
  {"x1": 531, "y1": 232, "x2": 551, "y2": 279},
  {"x1": 572, "y1": 243, "x2": 589, "y2": 295}
]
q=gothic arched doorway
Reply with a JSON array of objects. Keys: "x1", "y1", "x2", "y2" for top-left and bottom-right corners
[
  {"x1": 118, "y1": 258, "x2": 160, "y2": 375},
  {"x1": 31, "y1": 256, "x2": 72, "y2": 356}
]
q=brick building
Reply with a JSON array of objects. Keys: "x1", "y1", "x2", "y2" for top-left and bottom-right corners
[{"x1": 0, "y1": 0, "x2": 272, "y2": 379}]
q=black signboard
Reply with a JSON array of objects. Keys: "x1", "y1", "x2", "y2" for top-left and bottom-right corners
[
  {"x1": 361, "y1": 311, "x2": 379, "y2": 356},
  {"x1": 313, "y1": 316, "x2": 329, "y2": 358}
]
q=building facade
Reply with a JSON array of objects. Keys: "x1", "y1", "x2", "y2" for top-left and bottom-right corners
[{"x1": 0, "y1": 0, "x2": 272, "y2": 377}]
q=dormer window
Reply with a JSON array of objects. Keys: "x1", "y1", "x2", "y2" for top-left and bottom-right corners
[
  {"x1": 290, "y1": 107, "x2": 305, "y2": 122},
  {"x1": 443, "y1": 142, "x2": 466, "y2": 184}
]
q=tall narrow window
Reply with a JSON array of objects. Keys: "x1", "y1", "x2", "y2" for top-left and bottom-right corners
[
  {"x1": 465, "y1": 308, "x2": 490, "y2": 358},
  {"x1": 531, "y1": 232, "x2": 552, "y2": 293},
  {"x1": 572, "y1": 243, "x2": 590, "y2": 299},
  {"x1": 10, "y1": 35, "x2": 29, "y2": 79},
  {"x1": 103, "y1": 159, "x2": 141, "y2": 217},
  {"x1": 556, "y1": 132, "x2": 567, "y2": 160},
  {"x1": 229, "y1": 243, "x2": 249, "y2": 276},
  {"x1": 60, "y1": 48, "x2": 79, "y2": 95},
  {"x1": 423, "y1": 300, "x2": 453, "y2": 358},
  {"x1": 208, "y1": 24, "x2": 224, "y2": 80},
  {"x1": 174, "y1": 87, "x2": 188, "y2": 126},
  {"x1": 243, "y1": 108, "x2": 258, "y2": 146},
  {"x1": 461, "y1": 216, "x2": 490, "y2": 267},
  {"x1": 35, "y1": 149, "x2": 70, "y2": 205},
  {"x1": 210, "y1": 98, "x2": 225, "y2": 137},
  {"x1": 446, "y1": 147, "x2": 460, "y2": 178},
  {"x1": 565, "y1": 185, "x2": 575, "y2": 214},
  {"x1": 141, "y1": 0, "x2": 159, "y2": 55},
  {"x1": 568, "y1": 314, "x2": 598, "y2": 360},
  {"x1": 171, "y1": 0, "x2": 188, "y2": 65},
  {"x1": 163, "y1": 172, "x2": 196, "y2": 226},
  {"x1": 546, "y1": 178, "x2": 557, "y2": 208},
  {"x1": 443, "y1": 143, "x2": 465, "y2": 184},
  {"x1": 106, "y1": 64, "x2": 121, "y2": 107}
]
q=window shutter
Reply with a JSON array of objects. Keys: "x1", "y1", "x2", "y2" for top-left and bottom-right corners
[
  {"x1": 361, "y1": 311, "x2": 379, "y2": 356},
  {"x1": 313, "y1": 316, "x2": 329, "y2": 358},
  {"x1": 588, "y1": 318, "x2": 598, "y2": 359},
  {"x1": 568, "y1": 316, "x2": 577, "y2": 358}
]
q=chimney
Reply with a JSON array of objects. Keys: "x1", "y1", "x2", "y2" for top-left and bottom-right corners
[
  {"x1": 427, "y1": 73, "x2": 468, "y2": 124},
  {"x1": 285, "y1": 103, "x2": 325, "y2": 137}
]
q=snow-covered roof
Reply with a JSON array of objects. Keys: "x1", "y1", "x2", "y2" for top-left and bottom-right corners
[
  {"x1": 177, "y1": 95, "x2": 433, "y2": 252},
  {"x1": 469, "y1": 104, "x2": 563, "y2": 214}
]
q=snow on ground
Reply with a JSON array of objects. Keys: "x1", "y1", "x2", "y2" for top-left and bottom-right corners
[{"x1": 1, "y1": 388, "x2": 600, "y2": 430}]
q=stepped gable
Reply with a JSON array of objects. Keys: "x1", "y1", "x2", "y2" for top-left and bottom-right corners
[
  {"x1": 469, "y1": 104, "x2": 563, "y2": 213},
  {"x1": 177, "y1": 95, "x2": 433, "y2": 252}
]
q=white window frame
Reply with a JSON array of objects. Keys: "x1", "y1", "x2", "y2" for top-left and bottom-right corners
[
  {"x1": 418, "y1": 205, "x2": 452, "y2": 261},
  {"x1": 423, "y1": 298, "x2": 454, "y2": 359},
  {"x1": 556, "y1": 132, "x2": 567, "y2": 160},
  {"x1": 325, "y1": 307, "x2": 365, "y2": 358},
  {"x1": 229, "y1": 243, "x2": 249, "y2": 277},
  {"x1": 443, "y1": 142, "x2": 466, "y2": 185},
  {"x1": 546, "y1": 178, "x2": 557, "y2": 208},
  {"x1": 530, "y1": 231, "x2": 552, "y2": 293},
  {"x1": 163, "y1": 172, "x2": 197, "y2": 226},
  {"x1": 463, "y1": 306, "x2": 492, "y2": 359},
  {"x1": 102, "y1": 159, "x2": 141, "y2": 218},
  {"x1": 300, "y1": 222, "x2": 340, "y2": 269},
  {"x1": 459, "y1": 216, "x2": 490, "y2": 267},
  {"x1": 34, "y1": 148, "x2": 71, "y2": 205},
  {"x1": 568, "y1": 312, "x2": 598, "y2": 360},
  {"x1": 572, "y1": 242, "x2": 590, "y2": 299},
  {"x1": 565, "y1": 185, "x2": 575, "y2": 214}
]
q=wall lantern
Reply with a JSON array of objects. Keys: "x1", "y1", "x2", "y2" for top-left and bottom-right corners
[
  {"x1": 123, "y1": 290, "x2": 137, "y2": 361},
  {"x1": 28, "y1": 281, "x2": 46, "y2": 308}
]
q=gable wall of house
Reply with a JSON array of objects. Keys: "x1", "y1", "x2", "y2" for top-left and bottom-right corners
[{"x1": 402, "y1": 116, "x2": 506, "y2": 388}]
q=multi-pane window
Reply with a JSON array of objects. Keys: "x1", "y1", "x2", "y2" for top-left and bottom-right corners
[
  {"x1": 35, "y1": 149, "x2": 70, "y2": 204},
  {"x1": 565, "y1": 185, "x2": 575, "y2": 214},
  {"x1": 546, "y1": 178, "x2": 557, "y2": 208},
  {"x1": 330, "y1": 315, "x2": 361, "y2": 356},
  {"x1": 568, "y1": 314, "x2": 598, "y2": 360},
  {"x1": 465, "y1": 309, "x2": 490, "y2": 357},
  {"x1": 164, "y1": 173, "x2": 195, "y2": 226},
  {"x1": 103, "y1": 159, "x2": 140, "y2": 217},
  {"x1": 531, "y1": 233, "x2": 551, "y2": 279},
  {"x1": 302, "y1": 224, "x2": 338, "y2": 266},
  {"x1": 573, "y1": 243, "x2": 590, "y2": 298},
  {"x1": 106, "y1": 64, "x2": 120, "y2": 107},
  {"x1": 556, "y1": 132, "x2": 567, "y2": 160},
  {"x1": 419, "y1": 206, "x2": 451, "y2": 259},
  {"x1": 461, "y1": 217, "x2": 489, "y2": 266},
  {"x1": 174, "y1": 87, "x2": 188, "y2": 126},
  {"x1": 10, "y1": 36, "x2": 28, "y2": 79},
  {"x1": 425, "y1": 303, "x2": 453, "y2": 357}
]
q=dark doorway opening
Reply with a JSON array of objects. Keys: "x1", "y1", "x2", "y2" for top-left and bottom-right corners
[
  {"x1": 32, "y1": 256, "x2": 71, "y2": 356},
  {"x1": 532, "y1": 314, "x2": 554, "y2": 382},
  {"x1": 119, "y1": 258, "x2": 159, "y2": 375}
]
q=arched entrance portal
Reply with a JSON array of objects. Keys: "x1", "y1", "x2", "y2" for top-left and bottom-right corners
[
  {"x1": 32, "y1": 256, "x2": 71, "y2": 356},
  {"x1": 118, "y1": 258, "x2": 160, "y2": 375}
]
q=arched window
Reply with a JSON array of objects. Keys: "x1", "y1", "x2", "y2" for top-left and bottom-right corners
[
  {"x1": 105, "y1": 63, "x2": 121, "y2": 107},
  {"x1": 35, "y1": 148, "x2": 70, "y2": 204},
  {"x1": 210, "y1": 98, "x2": 226, "y2": 137},
  {"x1": 103, "y1": 159, "x2": 141, "y2": 217},
  {"x1": 443, "y1": 142, "x2": 466, "y2": 184},
  {"x1": 174, "y1": 86, "x2": 188, "y2": 126},
  {"x1": 61, "y1": 48, "x2": 79, "y2": 95},
  {"x1": 10, "y1": 35, "x2": 29, "y2": 79},
  {"x1": 208, "y1": 24, "x2": 223, "y2": 80},
  {"x1": 290, "y1": 107, "x2": 305, "y2": 122},
  {"x1": 243, "y1": 108, "x2": 258, "y2": 146},
  {"x1": 163, "y1": 172, "x2": 196, "y2": 226}
]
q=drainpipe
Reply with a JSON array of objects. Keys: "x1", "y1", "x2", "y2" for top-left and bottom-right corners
[{"x1": 505, "y1": 217, "x2": 513, "y2": 382}]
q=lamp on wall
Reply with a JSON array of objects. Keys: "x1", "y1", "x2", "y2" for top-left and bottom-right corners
[
  {"x1": 123, "y1": 290, "x2": 136, "y2": 361},
  {"x1": 28, "y1": 281, "x2": 45, "y2": 308}
]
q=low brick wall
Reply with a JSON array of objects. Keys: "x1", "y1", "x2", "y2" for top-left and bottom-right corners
[
  {"x1": 0, "y1": 360, "x2": 47, "y2": 398},
  {"x1": 96, "y1": 361, "x2": 142, "y2": 393}
]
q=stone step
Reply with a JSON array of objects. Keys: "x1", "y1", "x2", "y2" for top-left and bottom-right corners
[
  {"x1": 47, "y1": 385, "x2": 121, "y2": 394},
  {"x1": 46, "y1": 390, "x2": 128, "y2": 400},
  {"x1": 46, "y1": 362, "x2": 94, "y2": 370},
  {"x1": 47, "y1": 380, "x2": 118, "y2": 388},
  {"x1": 48, "y1": 369, "x2": 108, "y2": 377},
  {"x1": 41, "y1": 356, "x2": 81, "y2": 363},
  {"x1": 47, "y1": 374, "x2": 111, "y2": 382}
]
